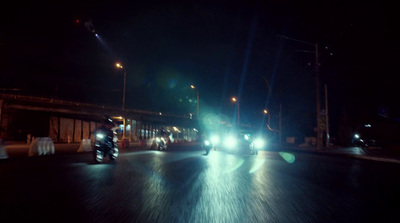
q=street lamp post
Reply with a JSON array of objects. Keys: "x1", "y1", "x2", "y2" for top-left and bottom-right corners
[
  {"x1": 232, "y1": 97, "x2": 240, "y2": 125},
  {"x1": 190, "y1": 85, "x2": 199, "y2": 118},
  {"x1": 263, "y1": 109, "x2": 270, "y2": 126},
  {"x1": 116, "y1": 63, "x2": 126, "y2": 111}
]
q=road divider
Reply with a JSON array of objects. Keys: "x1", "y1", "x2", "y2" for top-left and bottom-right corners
[
  {"x1": 29, "y1": 137, "x2": 55, "y2": 156},
  {"x1": 0, "y1": 139, "x2": 8, "y2": 159},
  {"x1": 78, "y1": 139, "x2": 93, "y2": 152}
]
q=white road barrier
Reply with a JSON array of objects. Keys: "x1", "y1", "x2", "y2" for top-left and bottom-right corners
[
  {"x1": 0, "y1": 139, "x2": 8, "y2": 159},
  {"x1": 78, "y1": 139, "x2": 93, "y2": 152},
  {"x1": 29, "y1": 137, "x2": 55, "y2": 156}
]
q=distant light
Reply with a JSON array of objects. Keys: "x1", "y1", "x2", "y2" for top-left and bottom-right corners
[
  {"x1": 354, "y1": 134, "x2": 360, "y2": 139},
  {"x1": 365, "y1": 124, "x2": 371, "y2": 127},
  {"x1": 76, "y1": 19, "x2": 80, "y2": 24},
  {"x1": 95, "y1": 33, "x2": 99, "y2": 37},
  {"x1": 116, "y1": 63, "x2": 123, "y2": 69},
  {"x1": 159, "y1": 112, "x2": 162, "y2": 115}
]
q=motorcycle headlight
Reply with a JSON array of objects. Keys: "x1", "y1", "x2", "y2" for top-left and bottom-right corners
[
  {"x1": 224, "y1": 136, "x2": 237, "y2": 149},
  {"x1": 204, "y1": 140, "x2": 211, "y2": 146},
  {"x1": 253, "y1": 138, "x2": 265, "y2": 148},
  {"x1": 96, "y1": 133, "x2": 104, "y2": 140}
]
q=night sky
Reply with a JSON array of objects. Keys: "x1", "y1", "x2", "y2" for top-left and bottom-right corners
[{"x1": 1, "y1": 1, "x2": 398, "y2": 140}]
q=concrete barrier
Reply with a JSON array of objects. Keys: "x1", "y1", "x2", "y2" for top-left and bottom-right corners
[
  {"x1": 29, "y1": 137, "x2": 55, "y2": 156},
  {"x1": 78, "y1": 139, "x2": 93, "y2": 152},
  {"x1": 0, "y1": 139, "x2": 8, "y2": 159}
]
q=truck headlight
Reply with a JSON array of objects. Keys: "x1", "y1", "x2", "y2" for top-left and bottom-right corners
[
  {"x1": 253, "y1": 138, "x2": 265, "y2": 148},
  {"x1": 224, "y1": 136, "x2": 237, "y2": 149},
  {"x1": 210, "y1": 135, "x2": 220, "y2": 145}
]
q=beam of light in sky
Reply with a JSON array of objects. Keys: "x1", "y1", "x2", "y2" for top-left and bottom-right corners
[
  {"x1": 94, "y1": 33, "x2": 114, "y2": 57},
  {"x1": 234, "y1": 13, "x2": 258, "y2": 124},
  {"x1": 259, "y1": 29, "x2": 285, "y2": 130},
  {"x1": 220, "y1": 16, "x2": 241, "y2": 113}
]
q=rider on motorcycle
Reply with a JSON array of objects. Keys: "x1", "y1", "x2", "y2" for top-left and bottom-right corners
[{"x1": 94, "y1": 116, "x2": 116, "y2": 152}]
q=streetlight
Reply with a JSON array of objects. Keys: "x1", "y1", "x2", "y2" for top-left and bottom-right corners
[
  {"x1": 190, "y1": 85, "x2": 199, "y2": 118},
  {"x1": 232, "y1": 97, "x2": 240, "y2": 125},
  {"x1": 263, "y1": 109, "x2": 270, "y2": 126},
  {"x1": 116, "y1": 63, "x2": 127, "y2": 111}
]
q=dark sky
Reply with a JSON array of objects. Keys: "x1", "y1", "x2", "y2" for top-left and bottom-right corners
[{"x1": 1, "y1": 0, "x2": 398, "y2": 138}]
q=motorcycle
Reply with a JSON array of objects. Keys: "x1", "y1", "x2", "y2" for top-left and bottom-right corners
[
  {"x1": 151, "y1": 136, "x2": 168, "y2": 151},
  {"x1": 202, "y1": 135, "x2": 219, "y2": 155},
  {"x1": 93, "y1": 128, "x2": 119, "y2": 163}
]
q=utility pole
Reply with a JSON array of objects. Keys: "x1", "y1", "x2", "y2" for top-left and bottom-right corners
[
  {"x1": 325, "y1": 84, "x2": 330, "y2": 148},
  {"x1": 277, "y1": 35, "x2": 321, "y2": 150},
  {"x1": 122, "y1": 70, "x2": 126, "y2": 111},
  {"x1": 315, "y1": 43, "x2": 321, "y2": 150}
]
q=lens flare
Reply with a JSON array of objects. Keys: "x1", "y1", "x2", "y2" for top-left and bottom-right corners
[
  {"x1": 249, "y1": 158, "x2": 265, "y2": 173},
  {"x1": 279, "y1": 152, "x2": 295, "y2": 164}
]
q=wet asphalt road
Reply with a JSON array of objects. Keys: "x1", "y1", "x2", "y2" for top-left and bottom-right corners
[{"x1": 1, "y1": 144, "x2": 400, "y2": 223}]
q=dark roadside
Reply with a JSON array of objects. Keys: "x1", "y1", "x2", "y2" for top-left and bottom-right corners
[
  {"x1": 276, "y1": 143, "x2": 400, "y2": 164},
  {"x1": 2, "y1": 141, "x2": 400, "y2": 164}
]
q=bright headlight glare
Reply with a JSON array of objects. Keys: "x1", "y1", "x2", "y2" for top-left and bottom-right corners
[
  {"x1": 254, "y1": 138, "x2": 265, "y2": 148},
  {"x1": 354, "y1": 134, "x2": 360, "y2": 139},
  {"x1": 224, "y1": 136, "x2": 237, "y2": 148},
  {"x1": 204, "y1": 140, "x2": 210, "y2": 146},
  {"x1": 96, "y1": 133, "x2": 104, "y2": 139},
  {"x1": 210, "y1": 135, "x2": 220, "y2": 144}
]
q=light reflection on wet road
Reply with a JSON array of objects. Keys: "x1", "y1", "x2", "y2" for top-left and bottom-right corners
[{"x1": 1, "y1": 146, "x2": 400, "y2": 223}]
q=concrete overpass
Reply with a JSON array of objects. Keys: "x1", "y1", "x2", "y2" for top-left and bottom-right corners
[{"x1": 0, "y1": 93, "x2": 199, "y2": 143}]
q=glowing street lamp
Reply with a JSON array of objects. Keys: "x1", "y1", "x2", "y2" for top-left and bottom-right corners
[
  {"x1": 263, "y1": 109, "x2": 270, "y2": 126},
  {"x1": 191, "y1": 85, "x2": 199, "y2": 117},
  {"x1": 116, "y1": 62, "x2": 126, "y2": 111},
  {"x1": 232, "y1": 97, "x2": 240, "y2": 125}
]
